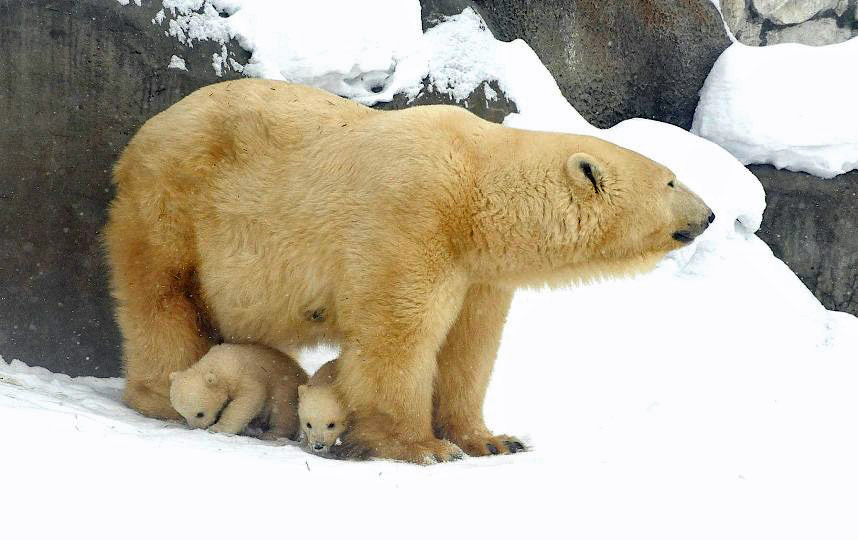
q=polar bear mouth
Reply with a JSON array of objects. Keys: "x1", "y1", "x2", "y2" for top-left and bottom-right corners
[{"x1": 672, "y1": 230, "x2": 696, "y2": 244}]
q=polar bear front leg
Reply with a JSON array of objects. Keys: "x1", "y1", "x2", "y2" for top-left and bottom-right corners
[
  {"x1": 335, "y1": 342, "x2": 463, "y2": 464},
  {"x1": 333, "y1": 279, "x2": 467, "y2": 464},
  {"x1": 432, "y1": 284, "x2": 525, "y2": 456}
]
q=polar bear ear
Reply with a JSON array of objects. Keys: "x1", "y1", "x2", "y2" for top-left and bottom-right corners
[
  {"x1": 204, "y1": 371, "x2": 218, "y2": 386},
  {"x1": 565, "y1": 153, "x2": 604, "y2": 195},
  {"x1": 298, "y1": 384, "x2": 307, "y2": 399}
]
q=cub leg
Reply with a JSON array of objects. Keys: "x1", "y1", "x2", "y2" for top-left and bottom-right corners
[
  {"x1": 433, "y1": 284, "x2": 525, "y2": 456},
  {"x1": 264, "y1": 384, "x2": 301, "y2": 440},
  {"x1": 209, "y1": 385, "x2": 267, "y2": 435}
]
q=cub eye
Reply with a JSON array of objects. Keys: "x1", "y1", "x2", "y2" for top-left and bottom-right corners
[
  {"x1": 327, "y1": 423, "x2": 335, "y2": 429},
  {"x1": 196, "y1": 412, "x2": 204, "y2": 418},
  {"x1": 667, "y1": 180, "x2": 675, "y2": 188},
  {"x1": 306, "y1": 422, "x2": 312, "y2": 429}
]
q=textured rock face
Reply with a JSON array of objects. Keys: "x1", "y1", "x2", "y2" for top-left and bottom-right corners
[
  {"x1": 753, "y1": 165, "x2": 858, "y2": 315},
  {"x1": 765, "y1": 16, "x2": 853, "y2": 44},
  {"x1": 471, "y1": 0, "x2": 731, "y2": 129},
  {"x1": 723, "y1": 0, "x2": 858, "y2": 46},
  {"x1": 753, "y1": 0, "x2": 840, "y2": 24},
  {"x1": 0, "y1": 0, "x2": 517, "y2": 377},
  {"x1": 0, "y1": 0, "x2": 250, "y2": 376}
]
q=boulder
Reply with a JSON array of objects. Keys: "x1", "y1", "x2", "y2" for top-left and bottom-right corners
[
  {"x1": 753, "y1": 165, "x2": 858, "y2": 316},
  {"x1": 765, "y1": 17, "x2": 853, "y2": 44},
  {"x1": 752, "y1": 0, "x2": 841, "y2": 24},
  {"x1": 471, "y1": 0, "x2": 731, "y2": 129}
]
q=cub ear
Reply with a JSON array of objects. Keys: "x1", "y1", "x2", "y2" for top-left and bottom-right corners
[
  {"x1": 565, "y1": 153, "x2": 604, "y2": 195},
  {"x1": 298, "y1": 384, "x2": 307, "y2": 399},
  {"x1": 204, "y1": 371, "x2": 218, "y2": 386},
  {"x1": 168, "y1": 372, "x2": 178, "y2": 382}
]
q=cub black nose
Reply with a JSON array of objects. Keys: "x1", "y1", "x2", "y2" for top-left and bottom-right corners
[{"x1": 708, "y1": 211, "x2": 716, "y2": 224}]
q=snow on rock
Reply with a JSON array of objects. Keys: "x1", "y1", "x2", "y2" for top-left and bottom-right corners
[
  {"x1": 692, "y1": 39, "x2": 858, "y2": 178},
  {"x1": 8, "y1": 4, "x2": 858, "y2": 537},
  {"x1": 167, "y1": 54, "x2": 187, "y2": 70},
  {"x1": 153, "y1": 0, "x2": 423, "y2": 103}
]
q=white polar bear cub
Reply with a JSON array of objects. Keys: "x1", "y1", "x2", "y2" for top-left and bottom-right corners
[
  {"x1": 169, "y1": 343, "x2": 308, "y2": 439},
  {"x1": 298, "y1": 359, "x2": 348, "y2": 453}
]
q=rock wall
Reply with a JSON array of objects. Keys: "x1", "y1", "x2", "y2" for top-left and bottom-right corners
[
  {"x1": 473, "y1": 0, "x2": 731, "y2": 129},
  {"x1": 753, "y1": 166, "x2": 858, "y2": 314},
  {"x1": 721, "y1": 0, "x2": 858, "y2": 45},
  {"x1": 0, "y1": 0, "x2": 253, "y2": 376}
]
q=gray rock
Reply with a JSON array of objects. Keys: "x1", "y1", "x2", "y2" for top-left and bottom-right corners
[
  {"x1": 752, "y1": 0, "x2": 840, "y2": 24},
  {"x1": 0, "y1": 0, "x2": 248, "y2": 377},
  {"x1": 733, "y1": 18, "x2": 765, "y2": 44},
  {"x1": 471, "y1": 0, "x2": 731, "y2": 129},
  {"x1": 420, "y1": 0, "x2": 474, "y2": 29},
  {"x1": 765, "y1": 17, "x2": 853, "y2": 44},
  {"x1": 375, "y1": 80, "x2": 517, "y2": 124},
  {"x1": 753, "y1": 165, "x2": 858, "y2": 316},
  {"x1": 720, "y1": 0, "x2": 750, "y2": 31}
]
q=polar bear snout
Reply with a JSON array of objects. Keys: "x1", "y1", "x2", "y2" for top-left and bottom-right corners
[{"x1": 672, "y1": 210, "x2": 715, "y2": 244}]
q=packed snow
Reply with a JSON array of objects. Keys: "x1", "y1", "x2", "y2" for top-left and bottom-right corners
[
  {"x1": 167, "y1": 54, "x2": 187, "y2": 70},
  {"x1": 11, "y1": 2, "x2": 858, "y2": 538},
  {"x1": 692, "y1": 39, "x2": 858, "y2": 178}
]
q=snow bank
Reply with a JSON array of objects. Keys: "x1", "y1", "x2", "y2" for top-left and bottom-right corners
[
  {"x1": 151, "y1": 0, "x2": 423, "y2": 104},
  {"x1": 692, "y1": 39, "x2": 858, "y2": 178},
  {"x1": 13, "y1": 3, "x2": 858, "y2": 538}
]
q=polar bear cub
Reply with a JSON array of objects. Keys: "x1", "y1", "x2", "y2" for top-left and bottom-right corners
[
  {"x1": 169, "y1": 343, "x2": 308, "y2": 439},
  {"x1": 298, "y1": 359, "x2": 348, "y2": 453}
]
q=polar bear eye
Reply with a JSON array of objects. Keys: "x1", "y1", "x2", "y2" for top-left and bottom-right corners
[
  {"x1": 196, "y1": 412, "x2": 204, "y2": 418},
  {"x1": 327, "y1": 423, "x2": 335, "y2": 429},
  {"x1": 667, "y1": 180, "x2": 675, "y2": 188},
  {"x1": 306, "y1": 422, "x2": 312, "y2": 429}
]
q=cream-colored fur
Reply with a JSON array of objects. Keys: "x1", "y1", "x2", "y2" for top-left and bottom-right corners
[
  {"x1": 169, "y1": 343, "x2": 308, "y2": 439},
  {"x1": 106, "y1": 79, "x2": 713, "y2": 463},
  {"x1": 298, "y1": 359, "x2": 348, "y2": 453}
]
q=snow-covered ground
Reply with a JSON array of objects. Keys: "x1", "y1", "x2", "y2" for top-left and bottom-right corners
[
  {"x1": 692, "y1": 38, "x2": 858, "y2": 178},
  {"x1": 7, "y1": 3, "x2": 858, "y2": 538}
]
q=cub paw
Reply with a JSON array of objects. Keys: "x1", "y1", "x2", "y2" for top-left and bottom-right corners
[{"x1": 208, "y1": 423, "x2": 240, "y2": 435}]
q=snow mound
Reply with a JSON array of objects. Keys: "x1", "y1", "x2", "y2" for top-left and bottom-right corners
[{"x1": 692, "y1": 39, "x2": 858, "y2": 178}]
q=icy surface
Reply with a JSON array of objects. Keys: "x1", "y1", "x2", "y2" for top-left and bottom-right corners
[
  {"x1": 14, "y1": 3, "x2": 858, "y2": 537},
  {"x1": 692, "y1": 39, "x2": 858, "y2": 178}
]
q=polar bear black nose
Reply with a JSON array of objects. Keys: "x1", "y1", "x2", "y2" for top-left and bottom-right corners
[
  {"x1": 313, "y1": 443, "x2": 325, "y2": 451},
  {"x1": 708, "y1": 211, "x2": 716, "y2": 224}
]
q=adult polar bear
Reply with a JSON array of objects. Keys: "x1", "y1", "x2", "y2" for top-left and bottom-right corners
[{"x1": 105, "y1": 79, "x2": 713, "y2": 463}]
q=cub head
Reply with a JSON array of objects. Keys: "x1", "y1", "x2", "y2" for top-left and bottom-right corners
[
  {"x1": 470, "y1": 133, "x2": 714, "y2": 283},
  {"x1": 297, "y1": 384, "x2": 348, "y2": 453},
  {"x1": 169, "y1": 369, "x2": 229, "y2": 429}
]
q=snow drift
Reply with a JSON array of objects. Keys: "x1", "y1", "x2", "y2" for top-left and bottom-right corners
[{"x1": 692, "y1": 39, "x2": 858, "y2": 178}]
